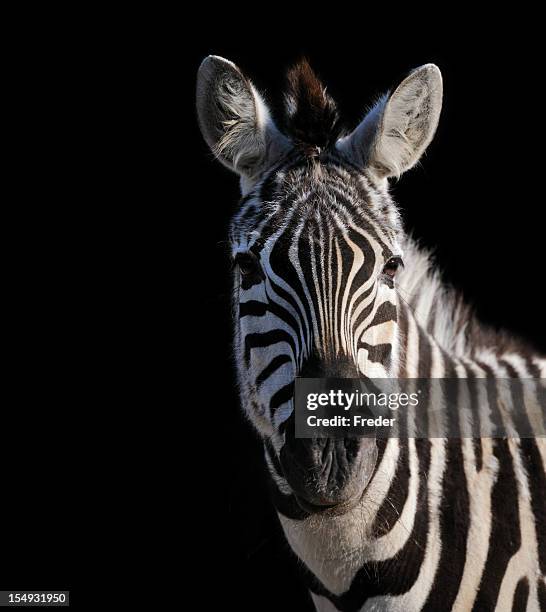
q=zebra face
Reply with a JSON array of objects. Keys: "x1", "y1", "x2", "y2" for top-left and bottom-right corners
[
  {"x1": 197, "y1": 56, "x2": 442, "y2": 512},
  {"x1": 230, "y1": 160, "x2": 403, "y2": 509}
]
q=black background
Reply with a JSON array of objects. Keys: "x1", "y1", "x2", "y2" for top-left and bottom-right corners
[
  {"x1": 2, "y1": 18, "x2": 544, "y2": 610},
  {"x1": 187, "y1": 33, "x2": 546, "y2": 611}
]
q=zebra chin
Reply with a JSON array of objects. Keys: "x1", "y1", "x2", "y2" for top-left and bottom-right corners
[{"x1": 279, "y1": 422, "x2": 378, "y2": 515}]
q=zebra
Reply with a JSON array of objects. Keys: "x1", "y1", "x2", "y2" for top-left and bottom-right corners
[{"x1": 196, "y1": 56, "x2": 546, "y2": 611}]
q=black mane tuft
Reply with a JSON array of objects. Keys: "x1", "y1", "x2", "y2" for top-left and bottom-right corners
[{"x1": 283, "y1": 59, "x2": 343, "y2": 152}]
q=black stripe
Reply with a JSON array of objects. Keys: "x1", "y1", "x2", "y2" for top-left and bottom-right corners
[
  {"x1": 298, "y1": 216, "x2": 325, "y2": 346},
  {"x1": 268, "y1": 221, "x2": 315, "y2": 350},
  {"x1": 264, "y1": 439, "x2": 310, "y2": 521},
  {"x1": 256, "y1": 355, "x2": 292, "y2": 387},
  {"x1": 265, "y1": 289, "x2": 303, "y2": 341},
  {"x1": 240, "y1": 269, "x2": 265, "y2": 290},
  {"x1": 324, "y1": 223, "x2": 334, "y2": 347},
  {"x1": 476, "y1": 361, "x2": 505, "y2": 437},
  {"x1": 269, "y1": 381, "x2": 294, "y2": 416},
  {"x1": 351, "y1": 284, "x2": 376, "y2": 332},
  {"x1": 268, "y1": 277, "x2": 309, "y2": 349},
  {"x1": 239, "y1": 300, "x2": 268, "y2": 318},
  {"x1": 462, "y1": 365, "x2": 483, "y2": 472},
  {"x1": 472, "y1": 438, "x2": 521, "y2": 610},
  {"x1": 371, "y1": 441, "x2": 410, "y2": 538},
  {"x1": 418, "y1": 329, "x2": 432, "y2": 378},
  {"x1": 359, "y1": 343, "x2": 392, "y2": 364},
  {"x1": 422, "y1": 362, "x2": 469, "y2": 610},
  {"x1": 416, "y1": 327, "x2": 431, "y2": 437},
  {"x1": 472, "y1": 435, "x2": 483, "y2": 472},
  {"x1": 368, "y1": 300, "x2": 398, "y2": 326},
  {"x1": 519, "y1": 438, "x2": 546, "y2": 575},
  {"x1": 264, "y1": 439, "x2": 284, "y2": 476},
  {"x1": 370, "y1": 437, "x2": 388, "y2": 482},
  {"x1": 353, "y1": 289, "x2": 389, "y2": 339},
  {"x1": 423, "y1": 443, "x2": 469, "y2": 609},
  {"x1": 511, "y1": 576, "x2": 529, "y2": 612},
  {"x1": 525, "y1": 356, "x2": 542, "y2": 378},
  {"x1": 244, "y1": 330, "x2": 295, "y2": 366},
  {"x1": 397, "y1": 302, "x2": 410, "y2": 378},
  {"x1": 500, "y1": 359, "x2": 541, "y2": 438},
  {"x1": 538, "y1": 578, "x2": 546, "y2": 612}
]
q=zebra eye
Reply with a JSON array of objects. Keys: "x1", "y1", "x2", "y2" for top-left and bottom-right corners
[
  {"x1": 383, "y1": 256, "x2": 403, "y2": 279},
  {"x1": 235, "y1": 252, "x2": 260, "y2": 277}
]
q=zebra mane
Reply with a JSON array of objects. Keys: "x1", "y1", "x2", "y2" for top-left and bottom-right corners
[
  {"x1": 283, "y1": 59, "x2": 344, "y2": 151},
  {"x1": 398, "y1": 237, "x2": 542, "y2": 359}
]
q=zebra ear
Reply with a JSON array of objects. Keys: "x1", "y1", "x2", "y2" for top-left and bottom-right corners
[
  {"x1": 196, "y1": 56, "x2": 290, "y2": 182},
  {"x1": 337, "y1": 64, "x2": 443, "y2": 180}
]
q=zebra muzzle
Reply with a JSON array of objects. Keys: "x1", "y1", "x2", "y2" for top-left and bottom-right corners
[{"x1": 279, "y1": 431, "x2": 378, "y2": 514}]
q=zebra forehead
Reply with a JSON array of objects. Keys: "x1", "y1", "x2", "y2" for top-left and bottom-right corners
[{"x1": 229, "y1": 157, "x2": 403, "y2": 248}]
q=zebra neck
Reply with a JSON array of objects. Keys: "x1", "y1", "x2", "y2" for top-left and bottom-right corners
[
  {"x1": 276, "y1": 435, "x2": 436, "y2": 599},
  {"x1": 273, "y1": 304, "x2": 545, "y2": 602}
]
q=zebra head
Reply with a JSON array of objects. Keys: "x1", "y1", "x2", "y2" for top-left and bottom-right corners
[{"x1": 197, "y1": 57, "x2": 442, "y2": 513}]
